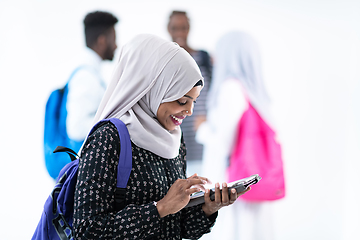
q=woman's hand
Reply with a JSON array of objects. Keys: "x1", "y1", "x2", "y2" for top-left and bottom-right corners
[
  {"x1": 156, "y1": 174, "x2": 210, "y2": 218},
  {"x1": 202, "y1": 182, "x2": 251, "y2": 217}
]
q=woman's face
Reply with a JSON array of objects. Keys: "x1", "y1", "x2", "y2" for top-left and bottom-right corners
[{"x1": 157, "y1": 86, "x2": 202, "y2": 131}]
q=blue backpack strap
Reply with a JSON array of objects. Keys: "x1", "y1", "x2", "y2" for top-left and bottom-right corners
[
  {"x1": 89, "y1": 118, "x2": 132, "y2": 188},
  {"x1": 65, "y1": 66, "x2": 85, "y2": 86},
  {"x1": 88, "y1": 118, "x2": 132, "y2": 211},
  {"x1": 66, "y1": 65, "x2": 106, "y2": 89},
  {"x1": 108, "y1": 118, "x2": 132, "y2": 188}
]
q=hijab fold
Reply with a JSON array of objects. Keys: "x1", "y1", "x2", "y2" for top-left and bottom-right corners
[{"x1": 92, "y1": 34, "x2": 203, "y2": 159}]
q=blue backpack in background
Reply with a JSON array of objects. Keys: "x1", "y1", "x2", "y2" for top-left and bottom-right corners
[
  {"x1": 44, "y1": 67, "x2": 85, "y2": 179},
  {"x1": 33, "y1": 118, "x2": 132, "y2": 240}
]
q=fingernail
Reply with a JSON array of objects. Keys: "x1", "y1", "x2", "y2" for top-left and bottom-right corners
[
  {"x1": 216, "y1": 183, "x2": 220, "y2": 188},
  {"x1": 232, "y1": 189, "x2": 236, "y2": 194},
  {"x1": 222, "y1": 183, "x2": 227, "y2": 188}
]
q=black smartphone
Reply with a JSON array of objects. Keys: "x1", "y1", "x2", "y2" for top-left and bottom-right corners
[{"x1": 185, "y1": 174, "x2": 261, "y2": 208}]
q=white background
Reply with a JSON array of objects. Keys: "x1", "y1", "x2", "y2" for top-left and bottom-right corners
[{"x1": 1, "y1": 0, "x2": 359, "y2": 239}]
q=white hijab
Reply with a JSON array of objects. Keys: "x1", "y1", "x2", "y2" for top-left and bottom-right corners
[
  {"x1": 92, "y1": 34, "x2": 203, "y2": 159},
  {"x1": 208, "y1": 31, "x2": 274, "y2": 128}
]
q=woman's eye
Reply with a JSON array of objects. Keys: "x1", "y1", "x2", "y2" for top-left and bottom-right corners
[{"x1": 177, "y1": 100, "x2": 187, "y2": 106}]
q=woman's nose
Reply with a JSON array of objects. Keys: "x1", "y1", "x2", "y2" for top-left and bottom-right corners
[{"x1": 183, "y1": 104, "x2": 193, "y2": 116}]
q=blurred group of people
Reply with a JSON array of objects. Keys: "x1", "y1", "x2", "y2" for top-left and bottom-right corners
[{"x1": 42, "y1": 9, "x2": 284, "y2": 240}]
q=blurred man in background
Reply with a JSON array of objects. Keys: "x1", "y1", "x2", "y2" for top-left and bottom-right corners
[
  {"x1": 167, "y1": 10, "x2": 212, "y2": 175},
  {"x1": 66, "y1": 11, "x2": 119, "y2": 141},
  {"x1": 44, "y1": 11, "x2": 119, "y2": 179}
]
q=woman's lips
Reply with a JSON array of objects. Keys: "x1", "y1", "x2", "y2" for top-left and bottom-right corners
[{"x1": 170, "y1": 115, "x2": 185, "y2": 126}]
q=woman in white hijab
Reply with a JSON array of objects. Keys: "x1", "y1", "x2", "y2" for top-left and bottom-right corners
[
  {"x1": 196, "y1": 31, "x2": 276, "y2": 240},
  {"x1": 73, "y1": 34, "x2": 248, "y2": 240}
]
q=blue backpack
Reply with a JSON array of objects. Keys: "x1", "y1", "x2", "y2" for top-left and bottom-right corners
[
  {"x1": 33, "y1": 118, "x2": 132, "y2": 240},
  {"x1": 44, "y1": 67, "x2": 85, "y2": 179}
]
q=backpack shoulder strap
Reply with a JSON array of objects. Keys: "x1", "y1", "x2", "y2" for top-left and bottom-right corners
[
  {"x1": 89, "y1": 118, "x2": 132, "y2": 188},
  {"x1": 66, "y1": 65, "x2": 106, "y2": 89},
  {"x1": 108, "y1": 118, "x2": 132, "y2": 188},
  {"x1": 61, "y1": 66, "x2": 85, "y2": 92},
  {"x1": 88, "y1": 118, "x2": 132, "y2": 211}
]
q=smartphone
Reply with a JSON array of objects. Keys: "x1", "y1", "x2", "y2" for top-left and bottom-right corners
[{"x1": 185, "y1": 174, "x2": 261, "y2": 208}]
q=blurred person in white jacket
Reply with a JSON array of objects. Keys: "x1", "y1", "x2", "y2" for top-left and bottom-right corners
[
  {"x1": 196, "y1": 31, "x2": 275, "y2": 240},
  {"x1": 66, "y1": 11, "x2": 118, "y2": 141}
]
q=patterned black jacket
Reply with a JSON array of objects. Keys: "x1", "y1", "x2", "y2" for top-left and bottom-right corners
[{"x1": 73, "y1": 122, "x2": 217, "y2": 239}]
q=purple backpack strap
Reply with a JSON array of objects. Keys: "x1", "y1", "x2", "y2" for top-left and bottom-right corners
[{"x1": 89, "y1": 118, "x2": 132, "y2": 188}]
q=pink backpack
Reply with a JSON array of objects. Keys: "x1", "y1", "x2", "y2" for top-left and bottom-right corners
[{"x1": 228, "y1": 101, "x2": 285, "y2": 201}]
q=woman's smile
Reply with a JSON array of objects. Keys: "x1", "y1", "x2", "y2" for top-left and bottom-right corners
[{"x1": 170, "y1": 114, "x2": 186, "y2": 126}]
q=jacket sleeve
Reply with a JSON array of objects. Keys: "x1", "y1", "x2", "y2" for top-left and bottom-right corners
[{"x1": 73, "y1": 123, "x2": 162, "y2": 239}]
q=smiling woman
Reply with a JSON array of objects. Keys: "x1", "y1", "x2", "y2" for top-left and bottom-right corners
[
  {"x1": 70, "y1": 34, "x2": 250, "y2": 239},
  {"x1": 157, "y1": 81, "x2": 202, "y2": 131}
]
